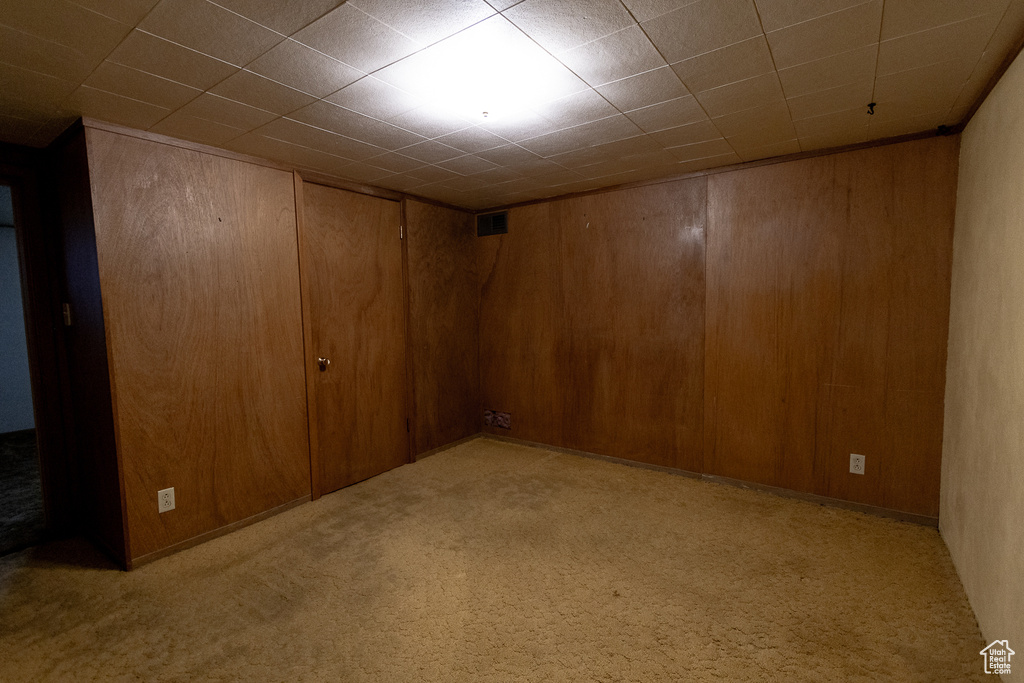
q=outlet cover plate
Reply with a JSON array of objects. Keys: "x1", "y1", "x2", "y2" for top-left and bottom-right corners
[
  {"x1": 158, "y1": 487, "x2": 175, "y2": 513},
  {"x1": 850, "y1": 454, "x2": 866, "y2": 475}
]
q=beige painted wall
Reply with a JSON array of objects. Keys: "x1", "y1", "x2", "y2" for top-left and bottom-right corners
[{"x1": 942, "y1": 48, "x2": 1024, "y2": 669}]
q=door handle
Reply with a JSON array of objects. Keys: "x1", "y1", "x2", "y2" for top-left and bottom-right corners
[{"x1": 317, "y1": 357, "x2": 331, "y2": 372}]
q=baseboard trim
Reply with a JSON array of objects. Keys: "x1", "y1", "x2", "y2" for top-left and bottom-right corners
[
  {"x1": 128, "y1": 494, "x2": 312, "y2": 570},
  {"x1": 413, "y1": 433, "x2": 484, "y2": 461},
  {"x1": 481, "y1": 434, "x2": 938, "y2": 527}
]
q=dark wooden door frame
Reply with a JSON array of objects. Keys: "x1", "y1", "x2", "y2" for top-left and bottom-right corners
[{"x1": 0, "y1": 142, "x2": 74, "y2": 537}]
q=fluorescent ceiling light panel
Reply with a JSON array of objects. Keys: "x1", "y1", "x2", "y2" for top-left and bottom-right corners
[{"x1": 376, "y1": 16, "x2": 586, "y2": 123}]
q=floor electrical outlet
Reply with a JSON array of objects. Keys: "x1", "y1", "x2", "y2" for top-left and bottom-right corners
[
  {"x1": 850, "y1": 454, "x2": 866, "y2": 475},
  {"x1": 158, "y1": 487, "x2": 175, "y2": 513}
]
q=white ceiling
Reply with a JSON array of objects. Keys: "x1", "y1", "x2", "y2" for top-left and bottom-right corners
[{"x1": 2, "y1": 0, "x2": 1023, "y2": 210}]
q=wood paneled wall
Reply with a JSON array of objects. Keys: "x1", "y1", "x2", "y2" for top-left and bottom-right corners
[
  {"x1": 479, "y1": 180, "x2": 708, "y2": 470},
  {"x1": 84, "y1": 128, "x2": 310, "y2": 562},
  {"x1": 479, "y1": 136, "x2": 958, "y2": 516},
  {"x1": 404, "y1": 199, "x2": 480, "y2": 455},
  {"x1": 705, "y1": 138, "x2": 957, "y2": 516}
]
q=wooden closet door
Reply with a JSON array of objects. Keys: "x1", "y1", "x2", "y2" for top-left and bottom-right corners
[{"x1": 300, "y1": 182, "x2": 408, "y2": 495}]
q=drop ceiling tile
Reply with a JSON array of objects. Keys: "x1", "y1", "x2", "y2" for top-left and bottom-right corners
[
  {"x1": 388, "y1": 105, "x2": 477, "y2": 139},
  {"x1": 375, "y1": 174, "x2": 430, "y2": 192},
  {"x1": 754, "y1": 0, "x2": 869, "y2": 32},
  {"x1": 793, "y1": 106, "x2": 872, "y2": 139},
  {"x1": 0, "y1": 23, "x2": 101, "y2": 83},
  {"x1": 85, "y1": 61, "x2": 202, "y2": 110},
  {"x1": 0, "y1": 115, "x2": 45, "y2": 145},
  {"x1": 403, "y1": 165, "x2": 463, "y2": 183},
  {"x1": 880, "y1": 0, "x2": 1010, "y2": 39},
  {"x1": 788, "y1": 80, "x2": 873, "y2": 120},
  {"x1": 437, "y1": 154, "x2": 499, "y2": 175},
  {"x1": 877, "y1": 13, "x2": 1001, "y2": 77},
  {"x1": 107, "y1": 30, "x2": 240, "y2": 91},
  {"x1": 665, "y1": 137, "x2": 735, "y2": 162},
  {"x1": 625, "y1": 95, "x2": 707, "y2": 132},
  {"x1": 332, "y1": 161, "x2": 395, "y2": 183},
  {"x1": 362, "y1": 151, "x2": 427, "y2": 173},
  {"x1": 293, "y1": 3, "x2": 420, "y2": 73},
  {"x1": 595, "y1": 65, "x2": 690, "y2": 111},
  {"x1": 648, "y1": 118, "x2": 722, "y2": 146},
  {"x1": 256, "y1": 117, "x2": 384, "y2": 160},
  {"x1": 867, "y1": 108, "x2": 949, "y2": 138},
  {"x1": 149, "y1": 111, "x2": 247, "y2": 145},
  {"x1": 947, "y1": 0, "x2": 1024, "y2": 119},
  {"x1": 503, "y1": 0, "x2": 635, "y2": 54},
  {"x1": 620, "y1": 0, "x2": 701, "y2": 23},
  {"x1": 766, "y1": 0, "x2": 883, "y2": 70},
  {"x1": 695, "y1": 72, "x2": 785, "y2": 118},
  {"x1": 475, "y1": 144, "x2": 565, "y2": 172},
  {"x1": 350, "y1": 0, "x2": 496, "y2": 45},
  {"x1": 670, "y1": 35, "x2": 774, "y2": 93},
  {"x1": 223, "y1": 130, "x2": 341, "y2": 166},
  {"x1": 542, "y1": 145, "x2": 609, "y2": 169},
  {"x1": 326, "y1": 77, "x2": 424, "y2": 120},
  {"x1": 641, "y1": 0, "x2": 763, "y2": 64},
  {"x1": 30, "y1": 115, "x2": 77, "y2": 146},
  {"x1": 68, "y1": 0, "x2": 162, "y2": 25},
  {"x1": 0, "y1": 63, "x2": 79, "y2": 110},
  {"x1": 0, "y1": 96, "x2": 55, "y2": 125},
  {"x1": 63, "y1": 85, "x2": 172, "y2": 130},
  {"x1": 519, "y1": 114, "x2": 644, "y2": 157},
  {"x1": 873, "y1": 58, "x2": 975, "y2": 107},
  {"x1": 555, "y1": 25, "x2": 665, "y2": 87},
  {"x1": 548, "y1": 134, "x2": 663, "y2": 168},
  {"x1": 712, "y1": 100, "x2": 794, "y2": 140},
  {"x1": 434, "y1": 126, "x2": 510, "y2": 154},
  {"x1": 477, "y1": 109, "x2": 564, "y2": 143},
  {"x1": 0, "y1": 1, "x2": 133, "y2": 64},
  {"x1": 438, "y1": 175, "x2": 491, "y2": 192},
  {"x1": 575, "y1": 157, "x2": 644, "y2": 179},
  {"x1": 248, "y1": 39, "x2": 363, "y2": 98},
  {"x1": 799, "y1": 124, "x2": 871, "y2": 151},
  {"x1": 531, "y1": 89, "x2": 620, "y2": 129},
  {"x1": 397, "y1": 140, "x2": 466, "y2": 164},
  {"x1": 211, "y1": 0, "x2": 347, "y2": 36},
  {"x1": 776, "y1": 45, "x2": 877, "y2": 97},
  {"x1": 484, "y1": 0, "x2": 523, "y2": 11},
  {"x1": 289, "y1": 100, "x2": 426, "y2": 150},
  {"x1": 174, "y1": 92, "x2": 278, "y2": 130},
  {"x1": 676, "y1": 151, "x2": 741, "y2": 173},
  {"x1": 138, "y1": 0, "x2": 284, "y2": 66},
  {"x1": 210, "y1": 70, "x2": 315, "y2": 115},
  {"x1": 733, "y1": 138, "x2": 801, "y2": 162},
  {"x1": 470, "y1": 166, "x2": 525, "y2": 184}
]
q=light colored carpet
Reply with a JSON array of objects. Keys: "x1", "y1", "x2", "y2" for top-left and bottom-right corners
[{"x1": 0, "y1": 437, "x2": 986, "y2": 681}]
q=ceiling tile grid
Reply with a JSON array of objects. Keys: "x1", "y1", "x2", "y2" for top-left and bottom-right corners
[{"x1": 0, "y1": 0, "x2": 1021, "y2": 207}]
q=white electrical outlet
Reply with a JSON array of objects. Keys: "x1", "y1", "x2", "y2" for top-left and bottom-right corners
[
  {"x1": 850, "y1": 454, "x2": 866, "y2": 475},
  {"x1": 158, "y1": 487, "x2": 175, "y2": 513}
]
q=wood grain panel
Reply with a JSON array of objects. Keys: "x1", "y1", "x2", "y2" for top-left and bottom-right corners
[
  {"x1": 301, "y1": 182, "x2": 407, "y2": 493},
  {"x1": 84, "y1": 128, "x2": 310, "y2": 561},
  {"x1": 478, "y1": 202, "x2": 568, "y2": 447},
  {"x1": 706, "y1": 136, "x2": 957, "y2": 515},
  {"x1": 558, "y1": 181, "x2": 706, "y2": 470},
  {"x1": 55, "y1": 130, "x2": 129, "y2": 565},
  {"x1": 705, "y1": 155, "x2": 842, "y2": 494},
  {"x1": 404, "y1": 199, "x2": 479, "y2": 455}
]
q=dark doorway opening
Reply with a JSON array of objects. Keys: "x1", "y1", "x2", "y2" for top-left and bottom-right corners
[{"x1": 0, "y1": 183, "x2": 47, "y2": 555}]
